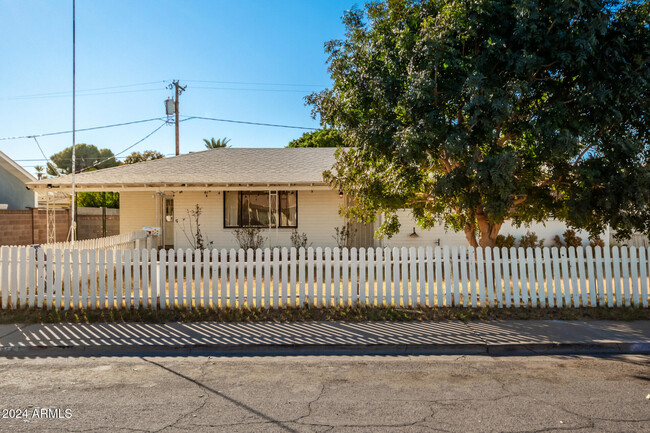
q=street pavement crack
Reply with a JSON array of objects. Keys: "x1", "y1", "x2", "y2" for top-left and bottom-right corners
[{"x1": 141, "y1": 357, "x2": 300, "y2": 433}]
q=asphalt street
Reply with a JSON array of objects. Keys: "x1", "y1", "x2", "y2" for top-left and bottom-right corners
[{"x1": 0, "y1": 354, "x2": 648, "y2": 432}]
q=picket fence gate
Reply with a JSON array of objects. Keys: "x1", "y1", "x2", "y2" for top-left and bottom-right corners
[{"x1": 0, "y1": 245, "x2": 648, "y2": 310}]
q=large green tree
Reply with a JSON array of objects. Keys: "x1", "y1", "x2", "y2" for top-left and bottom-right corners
[
  {"x1": 308, "y1": 0, "x2": 650, "y2": 247},
  {"x1": 123, "y1": 150, "x2": 165, "y2": 164},
  {"x1": 288, "y1": 129, "x2": 345, "y2": 148},
  {"x1": 47, "y1": 143, "x2": 117, "y2": 176}
]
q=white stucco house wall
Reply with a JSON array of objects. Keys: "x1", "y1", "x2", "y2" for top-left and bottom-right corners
[
  {"x1": 28, "y1": 147, "x2": 616, "y2": 249},
  {"x1": 0, "y1": 151, "x2": 37, "y2": 210}
]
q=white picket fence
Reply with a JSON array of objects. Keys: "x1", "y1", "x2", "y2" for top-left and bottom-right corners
[
  {"x1": 0, "y1": 245, "x2": 648, "y2": 310},
  {"x1": 37, "y1": 230, "x2": 148, "y2": 251}
]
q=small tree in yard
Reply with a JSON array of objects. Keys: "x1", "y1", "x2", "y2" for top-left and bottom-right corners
[
  {"x1": 308, "y1": 0, "x2": 650, "y2": 247},
  {"x1": 176, "y1": 204, "x2": 207, "y2": 250},
  {"x1": 290, "y1": 229, "x2": 311, "y2": 249}
]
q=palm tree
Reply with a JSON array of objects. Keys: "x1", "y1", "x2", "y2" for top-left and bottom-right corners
[
  {"x1": 203, "y1": 137, "x2": 231, "y2": 149},
  {"x1": 34, "y1": 165, "x2": 44, "y2": 180}
]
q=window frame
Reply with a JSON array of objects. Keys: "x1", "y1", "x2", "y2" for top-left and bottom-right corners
[{"x1": 223, "y1": 190, "x2": 298, "y2": 229}]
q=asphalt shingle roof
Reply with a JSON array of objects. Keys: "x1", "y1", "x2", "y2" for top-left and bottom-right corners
[{"x1": 29, "y1": 147, "x2": 339, "y2": 189}]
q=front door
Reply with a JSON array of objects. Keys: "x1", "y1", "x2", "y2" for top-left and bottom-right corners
[{"x1": 164, "y1": 197, "x2": 174, "y2": 249}]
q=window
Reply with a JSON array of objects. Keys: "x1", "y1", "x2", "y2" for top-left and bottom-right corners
[{"x1": 224, "y1": 191, "x2": 298, "y2": 228}]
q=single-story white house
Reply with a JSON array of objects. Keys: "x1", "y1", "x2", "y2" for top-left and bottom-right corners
[
  {"x1": 0, "y1": 151, "x2": 37, "y2": 210},
  {"x1": 28, "y1": 147, "x2": 619, "y2": 249}
]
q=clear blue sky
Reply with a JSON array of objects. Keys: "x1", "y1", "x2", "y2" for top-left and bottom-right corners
[{"x1": 0, "y1": 0, "x2": 355, "y2": 175}]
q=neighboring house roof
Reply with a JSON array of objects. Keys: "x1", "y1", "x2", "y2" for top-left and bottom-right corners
[
  {"x1": 0, "y1": 150, "x2": 37, "y2": 184},
  {"x1": 29, "y1": 147, "x2": 339, "y2": 190}
]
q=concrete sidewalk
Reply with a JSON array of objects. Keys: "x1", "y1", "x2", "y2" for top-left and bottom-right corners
[{"x1": 0, "y1": 320, "x2": 648, "y2": 357}]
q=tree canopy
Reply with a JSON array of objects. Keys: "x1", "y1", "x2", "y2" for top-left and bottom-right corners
[
  {"x1": 123, "y1": 150, "x2": 165, "y2": 164},
  {"x1": 47, "y1": 144, "x2": 117, "y2": 176},
  {"x1": 204, "y1": 137, "x2": 231, "y2": 149},
  {"x1": 288, "y1": 129, "x2": 345, "y2": 148},
  {"x1": 308, "y1": 0, "x2": 650, "y2": 247}
]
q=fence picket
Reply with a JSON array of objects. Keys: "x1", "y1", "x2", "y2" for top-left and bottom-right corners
[
  {"x1": 359, "y1": 248, "x2": 367, "y2": 308},
  {"x1": 272, "y1": 248, "x2": 280, "y2": 309},
  {"x1": 493, "y1": 247, "x2": 502, "y2": 308},
  {"x1": 576, "y1": 247, "x2": 588, "y2": 307},
  {"x1": 47, "y1": 248, "x2": 55, "y2": 309},
  {"x1": 640, "y1": 248, "x2": 649, "y2": 308},
  {"x1": 418, "y1": 247, "x2": 425, "y2": 307},
  {"x1": 384, "y1": 248, "x2": 392, "y2": 307},
  {"x1": 29, "y1": 247, "x2": 37, "y2": 308},
  {"x1": 526, "y1": 248, "x2": 536, "y2": 308},
  {"x1": 36, "y1": 248, "x2": 45, "y2": 308},
  {"x1": 621, "y1": 247, "x2": 631, "y2": 307},
  {"x1": 184, "y1": 249, "x2": 192, "y2": 309},
  {"x1": 246, "y1": 248, "x2": 254, "y2": 309},
  {"x1": 426, "y1": 247, "x2": 434, "y2": 306},
  {"x1": 585, "y1": 247, "x2": 596, "y2": 307},
  {"x1": 124, "y1": 249, "x2": 131, "y2": 309},
  {"x1": 299, "y1": 247, "x2": 306, "y2": 307},
  {"x1": 115, "y1": 250, "x2": 123, "y2": 309},
  {"x1": 256, "y1": 249, "x2": 263, "y2": 308},
  {"x1": 81, "y1": 250, "x2": 89, "y2": 309},
  {"x1": 468, "y1": 247, "x2": 477, "y2": 308},
  {"x1": 97, "y1": 249, "x2": 105, "y2": 309},
  {"x1": 332, "y1": 247, "x2": 340, "y2": 307},
  {"x1": 409, "y1": 247, "x2": 417, "y2": 307},
  {"x1": 0, "y1": 247, "x2": 7, "y2": 309},
  {"x1": 477, "y1": 248, "x2": 486, "y2": 307},
  {"x1": 324, "y1": 247, "x2": 332, "y2": 307},
  {"x1": 106, "y1": 250, "x2": 114, "y2": 309},
  {"x1": 460, "y1": 247, "x2": 469, "y2": 307},
  {"x1": 219, "y1": 249, "x2": 227, "y2": 309},
  {"x1": 193, "y1": 250, "x2": 202, "y2": 309},
  {"x1": 628, "y1": 247, "x2": 638, "y2": 306},
  {"x1": 307, "y1": 247, "x2": 315, "y2": 307},
  {"x1": 391, "y1": 248, "x2": 399, "y2": 307},
  {"x1": 435, "y1": 246, "x2": 443, "y2": 307},
  {"x1": 612, "y1": 247, "x2": 622, "y2": 307},
  {"x1": 350, "y1": 247, "x2": 358, "y2": 307},
  {"x1": 229, "y1": 249, "x2": 237, "y2": 308},
  {"x1": 542, "y1": 248, "x2": 553, "y2": 307},
  {"x1": 175, "y1": 249, "x2": 183, "y2": 308},
  {"x1": 501, "y1": 248, "x2": 511, "y2": 308},
  {"x1": 160, "y1": 249, "x2": 168, "y2": 309},
  {"x1": 401, "y1": 247, "x2": 408, "y2": 307},
  {"x1": 237, "y1": 249, "x2": 245, "y2": 308},
  {"x1": 368, "y1": 248, "x2": 375, "y2": 307},
  {"x1": 518, "y1": 247, "x2": 528, "y2": 308},
  {"x1": 281, "y1": 248, "x2": 289, "y2": 308},
  {"x1": 375, "y1": 248, "x2": 383, "y2": 307},
  {"x1": 509, "y1": 247, "x2": 519, "y2": 308},
  {"x1": 555, "y1": 247, "x2": 571, "y2": 307},
  {"x1": 316, "y1": 247, "x2": 324, "y2": 307},
  {"x1": 484, "y1": 248, "x2": 494, "y2": 308},
  {"x1": 603, "y1": 247, "x2": 618, "y2": 307},
  {"x1": 17, "y1": 247, "x2": 26, "y2": 308},
  {"x1": 594, "y1": 247, "x2": 605, "y2": 306},
  {"x1": 202, "y1": 250, "x2": 209, "y2": 309},
  {"x1": 443, "y1": 246, "x2": 452, "y2": 307},
  {"x1": 451, "y1": 246, "x2": 460, "y2": 307},
  {"x1": 290, "y1": 248, "x2": 297, "y2": 308}
]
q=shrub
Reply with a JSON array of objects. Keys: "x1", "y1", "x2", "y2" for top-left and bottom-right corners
[
  {"x1": 553, "y1": 229, "x2": 583, "y2": 248},
  {"x1": 290, "y1": 229, "x2": 310, "y2": 249},
  {"x1": 495, "y1": 234, "x2": 516, "y2": 248},
  {"x1": 233, "y1": 227, "x2": 266, "y2": 250},
  {"x1": 333, "y1": 224, "x2": 356, "y2": 248},
  {"x1": 175, "y1": 204, "x2": 207, "y2": 250},
  {"x1": 518, "y1": 231, "x2": 544, "y2": 248},
  {"x1": 589, "y1": 236, "x2": 605, "y2": 248}
]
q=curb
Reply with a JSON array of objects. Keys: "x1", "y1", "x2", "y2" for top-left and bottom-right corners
[{"x1": 1, "y1": 341, "x2": 649, "y2": 358}]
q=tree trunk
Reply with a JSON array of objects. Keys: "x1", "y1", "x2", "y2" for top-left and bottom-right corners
[
  {"x1": 476, "y1": 214, "x2": 502, "y2": 248},
  {"x1": 463, "y1": 223, "x2": 479, "y2": 248}
]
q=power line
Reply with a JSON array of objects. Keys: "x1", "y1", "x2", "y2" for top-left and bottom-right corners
[
  {"x1": 0, "y1": 118, "x2": 166, "y2": 141},
  {"x1": 79, "y1": 122, "x2": 167, "y2": 173},
  {"x1": 184, "y1": 116, "x2": 317, "y2": 130},
  {"x1": 5, "y1": 81, "x2": 168, "y2": 100},
  {"x1": 9, "y1": 88, "x2": 168, "y2": 101},
  {"x1": 192, "y1": 86, "x2": 316, "y2": 94},
  {"x1": 183, "y1": 79, "x2": 326, "y2": 87}
]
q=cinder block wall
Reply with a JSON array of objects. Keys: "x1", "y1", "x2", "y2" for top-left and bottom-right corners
[{"x1": 0, "y1": 208, "x2": 119, "y2": 246}]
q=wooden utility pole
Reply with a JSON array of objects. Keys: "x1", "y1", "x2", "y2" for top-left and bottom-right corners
[{"x1": 169, "y1": 80, "x2": 186, "y2": 156}]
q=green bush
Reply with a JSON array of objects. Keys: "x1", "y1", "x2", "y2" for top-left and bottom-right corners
[
  {"x1": 495, "y1": 234, "x2": 516, "y2": 248},
  {"x1": 518, "y1": 231, "x2": 544, "y2": 249},
  {"x1": 553, "y1": 229, "x2": 583, "y2": 248}
]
